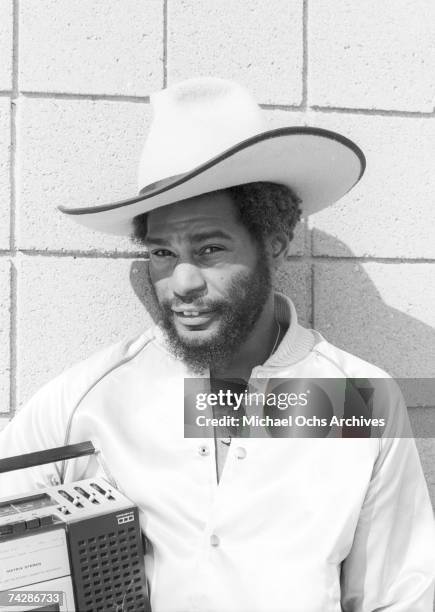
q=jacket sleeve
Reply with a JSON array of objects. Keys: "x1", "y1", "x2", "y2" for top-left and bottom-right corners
[
  {"x1": 340, "y1": 383, "x2": 435, "y2": 611},
  {"x1": 0, "y1": 375, "x2": 69, "y2": 497}
]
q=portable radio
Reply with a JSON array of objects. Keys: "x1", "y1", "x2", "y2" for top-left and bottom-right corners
[{"x1": 0, "y1": 442, "x2": 151, "y2": 612}]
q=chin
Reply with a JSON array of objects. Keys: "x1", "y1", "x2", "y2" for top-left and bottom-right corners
[{"x1": 174, "y1": 320, "x2": 221, "y2": 345}]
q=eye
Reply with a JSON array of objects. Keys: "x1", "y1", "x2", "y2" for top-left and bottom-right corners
[
  {"x1": 199, "y1": 245, "x2": 224, "y2": 255},
  {"x1": 151, "y1": 249, "x2": 175, "y2": 258}
]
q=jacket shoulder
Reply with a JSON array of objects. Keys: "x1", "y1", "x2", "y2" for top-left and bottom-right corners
[
  {"x1": 312, "y1": 335, "x2": 392, "y2": 380},
  {"x1": 38, "y1": 326, "x2": 157, "y2": 404}
]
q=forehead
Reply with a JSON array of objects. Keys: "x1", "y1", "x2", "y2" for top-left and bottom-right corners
[{"x1": 146, "y1": 190, "x2": 243, "y2": 238}]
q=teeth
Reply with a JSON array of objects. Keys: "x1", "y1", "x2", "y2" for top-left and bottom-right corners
[{"x1": 183, "y1": 311, "x2": 200, "y2": 316}]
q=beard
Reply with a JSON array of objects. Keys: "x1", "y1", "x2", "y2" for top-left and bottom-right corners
[{"x1": 148, "y1": 252, "x2": 273, "y2": 374}]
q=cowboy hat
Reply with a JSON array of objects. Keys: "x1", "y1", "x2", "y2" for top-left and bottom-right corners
[{"x1": 59, "y1": 77, "x2": 365, "y2": 236}]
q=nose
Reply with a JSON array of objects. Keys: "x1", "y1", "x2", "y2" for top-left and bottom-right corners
[{"x1": 170, "y1": 262, "x2": 207, "y2": 300}]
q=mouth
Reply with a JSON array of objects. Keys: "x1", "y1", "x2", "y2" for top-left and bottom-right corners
[{"x1": 172, "y1": 309, "x2": 216, "y2": 327}]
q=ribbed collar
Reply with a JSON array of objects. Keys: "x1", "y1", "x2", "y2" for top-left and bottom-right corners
[
  {"x1": 152, "y1": 292, "x2": 316, "y2": 372},
  {"x1": 261, "y1": 292, "x2": 316, "y2": 369}
]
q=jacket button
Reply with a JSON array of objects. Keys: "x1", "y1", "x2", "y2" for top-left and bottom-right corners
[
  {"x1": 198, "y1": 445, "x2": 209, "y2": 457},
  {"x1": 49, "y1": 474, "x2": 60, "y2": 486},
  {"x1": 235, "y1": 447, "x2": 247, "y2": 460},
  {"x1": 210, "y1": 534, "x2": 220, "y2": 547}
]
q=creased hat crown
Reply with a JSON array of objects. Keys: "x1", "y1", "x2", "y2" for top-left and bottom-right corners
[{"x1": 138, "y1": 77, "x2": 265, "y2": 190}]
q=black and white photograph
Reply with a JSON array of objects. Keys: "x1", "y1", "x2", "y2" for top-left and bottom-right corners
[{"x1": 0, "y1": 1, "x2": 434, "y2": 611}]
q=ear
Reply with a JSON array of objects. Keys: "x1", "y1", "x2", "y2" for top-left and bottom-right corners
[{"x1": 268, "y1": 233, "x2": 290, "y2": 269}]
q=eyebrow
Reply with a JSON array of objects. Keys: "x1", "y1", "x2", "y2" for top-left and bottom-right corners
[{"x1": 146, "y1": 230, "x2": 233, "y2": 245}]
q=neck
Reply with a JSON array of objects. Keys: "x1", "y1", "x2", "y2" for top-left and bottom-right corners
[{"x1": 211, "y1": 293, "x2": 278, "y2": 381}]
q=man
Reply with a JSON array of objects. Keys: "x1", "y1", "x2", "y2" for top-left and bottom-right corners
[{"x1": 0, "y1": 77, "x2": 434, "y2": 611}]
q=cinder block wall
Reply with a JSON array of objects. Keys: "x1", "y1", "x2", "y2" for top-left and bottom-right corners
[{"x1": 0, "y1": 1, "x2": 434, "y2": 505}]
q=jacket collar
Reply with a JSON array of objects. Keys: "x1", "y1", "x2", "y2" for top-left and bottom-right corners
[{"x1": 261, "y1": 292, "x2": 316, "y2": 369}]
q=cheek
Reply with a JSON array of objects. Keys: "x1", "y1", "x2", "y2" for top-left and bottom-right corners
[
  {"x1": 207, "y1": 265, "x2": 251, "y2": 292},
  {"x1": 147, "y1": 266, "x2": 169, "y2": 302},
  {"x1": 148, "y1": 261, "x2": 170, "y2": 290},
  {"x1": 151, "y1": 279, "x2": 168, "y2": 302}
]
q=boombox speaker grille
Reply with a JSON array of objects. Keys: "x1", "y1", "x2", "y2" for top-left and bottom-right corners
[{"x1": 68, "y1": 508, "x2": 150, "y2": 612}]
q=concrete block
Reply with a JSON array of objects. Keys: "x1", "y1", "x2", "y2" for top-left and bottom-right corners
[
  {"x1": 16, "y1": 98, "x2": 151, "y2": 252},
  {"x1": 16, "y1": 255, "x2": 155, "y2": 406},
  {"x1": 19, "y1": 0, "x2": 163, "y2": 95},
  {"x1": 314, "y1": 262, "x2": 435, "y2": 379},
  {"x1": 285, "y1": 221, "x2": 305, "y2": 257},
  {"x1": 308, "y1": 0, "x2": 435, "y2": 111},
  {"x1": 274, "y1": 261, "x2": 311, "y2": 328},
  {"x1": 305, "y1": 112, "x2": 435, "y2": 259},
  {"x1": 263, "y1": 109, "x2": 307, "y2": 131},
  {"x1": 415, "y1": 438, "x2": 435, "y2": 509},
  {"x1": 0, "y1": 0, "x2": 12, "y2": 90},
  {"x1": 0, "y1": 259, "x2": 10, "y2": 413},
  {"x1": 400, "y1": 383, "x2": 435, "y2": 413},
  {"x1": 167, "y1": 0, "x2": 303, "y2": 105},
  {"x1": 0, "y1": 98, "x2": 10, "y2": 249}
]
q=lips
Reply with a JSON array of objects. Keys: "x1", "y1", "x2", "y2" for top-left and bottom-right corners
[
  {"x1": 174, "y1": 310, "x2": 212, "y2": 317},
  {"x1": 172, "y1": 309, "x2": 216, "y2": 327}
]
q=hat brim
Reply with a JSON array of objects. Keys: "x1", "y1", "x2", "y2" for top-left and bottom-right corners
[{"x1": 59, "y1": 126, "x2": 365, "y2": 236}]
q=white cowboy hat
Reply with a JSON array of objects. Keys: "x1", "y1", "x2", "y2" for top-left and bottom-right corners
[{"x1": 59, "y1": 77, "x2": 365, "y2": 236}]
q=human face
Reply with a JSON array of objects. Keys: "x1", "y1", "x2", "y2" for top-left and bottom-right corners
[{"x1": 145, "y1": 190, "x2": 273, "y2": 371}]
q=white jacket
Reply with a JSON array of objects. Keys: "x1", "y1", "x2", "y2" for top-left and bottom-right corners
[{"x1": 0, "y1": 294, "x2": 434, "y2": 612}]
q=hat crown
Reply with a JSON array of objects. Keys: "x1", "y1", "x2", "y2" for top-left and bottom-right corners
[{"x1": 138, "y1": 77, "x2": 265, "y2": 190}]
